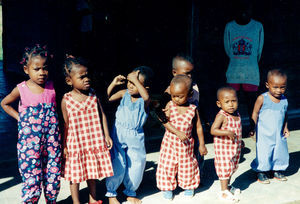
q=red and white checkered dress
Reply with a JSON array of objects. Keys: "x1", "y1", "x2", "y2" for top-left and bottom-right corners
[
  {"x1": 213, "y1": 110, "x2": 242, "y2": 180},
  {"x1": 63, "y1": 92, "x2": 113, "y2": 183},
  {"x1": 156, "y1": 101, "x2": 200, "y2": 191}
]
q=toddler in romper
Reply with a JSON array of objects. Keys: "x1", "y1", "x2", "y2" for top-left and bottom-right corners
[
  {"x1": 1, "y1": 45, "x2": 61, "y2": 203},
  {"x1": 210, "y1": 86, "x2": 242, "y2": 202},
  {"x1": 106, "y1": 66, "x2": 154, "y2": 204},
  {"x1": 156, "y1": 75, "x2": 207, "y2": 200},
  {"x1": 250, "y1": 69, "x2": 289, "y2": 184},
  {"x1": 61, "y1": 56, "x2": 113, "y2": 204}
]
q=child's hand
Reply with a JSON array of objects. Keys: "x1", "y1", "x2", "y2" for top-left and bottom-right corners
[
  {"x1": 176, "y1": 131, "x2": 189, "y2": 142},
  {"x1": 127, "y1": 70, "x2": 139, "y2": 83},
  {"x1": 199, "y1": 144, "x2": 208, "y2": 156},
  {"x1": 248, "y1": 130, "x2": 255, "y2": 137},
  {"x1": 113, "y1": 75, "x2": 126, "y2": 86},
  {"x1": 227, "y1": 131, "x2": 236, "y2": 141},
  {"x1": 283, "y1": 128, "x2": 290, "y2": 138},
  {"x1": 63, "y1": 147, "x2": 68, "y2": 159},
  {"x1": 105, "y1": 136, "x2": 113, "y2": 150}
]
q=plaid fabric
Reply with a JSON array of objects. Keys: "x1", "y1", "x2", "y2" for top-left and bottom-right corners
[
  {"x1": 214, "y1": 110, "x2": 242, "y2": 180},
  {"x1": 156, "y1": 101, "x2": 200, "y2": 191},
  {"x1": 63, "y1": 92, "x2": 113, "y2": 183}
]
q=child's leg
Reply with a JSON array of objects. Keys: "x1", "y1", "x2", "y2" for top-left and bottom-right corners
[
  {"x1": 70, "y1": 182, "x2": 80, "y2": 204},
  {"x1": 105, "y1": 144, "x2": 126, "y2": 198},
  {"x1": 221, "y1": 178, "x2": 229, "y2": 191},
  {"x1": 87, "y1": 179, "x2": 97, "y2": 203},
  {"x1": 17, "y1": 108, "x2": 44, "y2": 203},
  {"x1": 17, "y1": 137, "x2": 42, "y2": 203},
  {"x1": 123, "y1": 144, "x2": 146, "y2": 199},
  {"x1": 156, "y1": 140, "x2": 178, "y2": 191},
  {"x1": 177, "y1": 139, "x2": 200, "y2": 190},
  {"x1": 42, "y1": 108, "x2": 61, "y2": 202}
]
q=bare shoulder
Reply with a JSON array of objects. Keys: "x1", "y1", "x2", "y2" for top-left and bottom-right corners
[{"x1": 256, "y1": 94, "x2": 264, "y2": 104}]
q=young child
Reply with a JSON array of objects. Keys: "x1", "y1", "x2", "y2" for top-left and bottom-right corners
[
  {"x1": 164, "y1": 54, "x2": 199, "y2": 106},
  {"x1": 156, "y1": 75, "x2": 207, "y2": 200},
  {"x1": 161, "y1": 54, "x2": 206, "y2": 180},
  {"x1": 210, "y1": 86, "x2": 242, "y2": 202},
  {"x1": 250, "y1": 69, "x2": 289, "y2": 184},
  {"x1": 106, "y1": 66, "x2": 154, "y2": 204},
  {"x1": 0, "y1": 45, "x2": 61, "y2": 203},
  {"x1": 61, "y1": 56, "x2": 113, "y2": 204}
]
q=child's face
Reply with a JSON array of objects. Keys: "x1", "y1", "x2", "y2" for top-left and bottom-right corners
[
  {"x1": 170, "y1": 82, "x2": 190, "y2": 106},
  {"x1": 127, "y1": 72, "x2": 145, "y2": 96},
  {"x1": 172, "y1": 60, "x2": 194, "y2": 78},
  {"x1": 24, "y1": 56, "x2": 48, "y2": 85},
  {"x1": 67, "y1": 65, "x2": 91, "y2": 91},
  {"x1": 217, "y1": 90, "x2": 238, "y2": 114},
  {"x1": 266, "y1": 75, "x2": 287, "y2": 99}
]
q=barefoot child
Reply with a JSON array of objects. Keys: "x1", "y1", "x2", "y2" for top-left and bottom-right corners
[
  {"x1": 1, "y1": 45, "x2": 61, "y2": 203},
  {"x1": 156, "y1": 75, "x2": 207, "y2": 200},
  {"x1": 210, "y1": 86, "x2": 242, "y2": 202},
  {"x1": 250, "y1": 69, "x2": 289, "y2": 184},
  {"x1": 106, "y1": 66, "x2": 154, "y2": 204},
  {"x1": 61, "y1": 56, "x2": 113, "y2": 204}
]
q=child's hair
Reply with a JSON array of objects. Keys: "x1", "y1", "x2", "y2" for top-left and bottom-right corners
[
  {"x1": 63, "y1": 56, "x2": 89, "y2": 77},
  {"x1": 133, "y1": 66, "x2": 154, "y2": 87},
  {"x1": 172, "y1": 53, "x2": 194, "y2": 70},
  {"x1": 170, "y1": 74, "x2": 192, "y2": 93},
  {"x1": 20, "y1": 44, "x2": 51, "y2": 66},
  {"x1": 267, "y1": 69, "x2": 287, "y2": 81},
  {"x1": 216, "y1": 86, "x2": 237, "y2": 100}
]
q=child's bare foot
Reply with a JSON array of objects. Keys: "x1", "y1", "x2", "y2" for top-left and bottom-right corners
[
  {"x1": 127, "y1": 196, "x2": 142, "y2": 204},
  {"x1": 108, "y1": 197, "x2": 120, "y2": 204}
]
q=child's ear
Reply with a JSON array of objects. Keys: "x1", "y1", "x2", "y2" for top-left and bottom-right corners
[
  {"x1": 216, "y1": 100, "x2": 222, "y2": 108},
  {"x1": 172, "y1": 69, "x2": 177, "y2": 76},
  {"x1": 65, "y1": 76, "x2": 72, "y2": 86},
  {"x1": 188, "y1": 90, "x2": 194, "y2": 98},
  {"x1": 265, "y1": 82, "x2": 269, "y2": 89},
  {"x1": 23, "y1": 66, "x2": 29, "y2": 74}
]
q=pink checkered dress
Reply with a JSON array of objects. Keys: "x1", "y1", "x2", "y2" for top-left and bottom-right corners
[
  {"x1": 63, "y1": 92, "x2": 113, "y2": 183},
  {"x1": 156, "y1": 101, "x2": 200, "y2": 191},
  {"x1": 213, "y1": 110, "x2": 242, "y2": 180}
]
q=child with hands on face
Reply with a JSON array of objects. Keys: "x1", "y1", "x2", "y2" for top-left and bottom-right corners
[
  {"x1": 210, "y1": 87, "x2": 242, "y2": 203},
  {"x1": 156, "y1": 75, "x2": 207, "y2": 200},
  {"x1": 61, "y1": 56, "x2": 113, "y2": 204},
  {"x1": 250, "y1": 69, "x2": 289, "y2": 184},
  {"x1": 106, "y1": 66, "x2": 154, "y2": 204}
]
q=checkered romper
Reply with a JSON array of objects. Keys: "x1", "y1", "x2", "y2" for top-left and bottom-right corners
[
  {"x1": 214, "y1": 110, "x2": 242, "y2": 180},
  {"x1": 63, "y1": 92, "x2": 113, "y2": 183},
  {"x1": 156, "y1": 101, "x2": 200, "y2": 191}
]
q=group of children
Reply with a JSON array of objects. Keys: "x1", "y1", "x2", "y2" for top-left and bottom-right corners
[{"x1": 0, "y1": 44, "x2": 290, "y2": 204}]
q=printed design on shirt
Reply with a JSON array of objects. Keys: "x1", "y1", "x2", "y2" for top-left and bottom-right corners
[{"x1": 232, "y1": 38, "x2": 252, "y2": 56}]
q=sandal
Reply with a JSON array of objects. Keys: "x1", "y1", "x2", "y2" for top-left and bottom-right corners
[
  {"x1": 219, "y1": 190, "x2": 239, "y2": 203},
  {"x1": 273, "y1": 171, "x2": 287, "y2": 181},
  {"x1": 257, "y1": 172, "x2": 270, "y2": 184},
  {"x1": 229, "y1": 186, "x2": 241, "y2": 196}
]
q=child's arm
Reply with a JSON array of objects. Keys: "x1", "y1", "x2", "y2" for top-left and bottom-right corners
[
  {"x1": 107, "y1": 75, "x2": 127, "y2": 102},
  {"x1": 283, "y1": 112, "x2": 289, "y2": 138},
  {"x1": 195, "y1": 109, "x2": 208, "y2": 156},
  {"x1": 0, "y1": 87, "x2": 20, "y2": 121},
  {"x1": 61, "y1": 98, "x2": 69, "y2": 159},
  {"x1": 98, "y1": 99, "x2": 113, "y2": 149},
  {"x1": 210, "y1": 113, "x2": 235, "y2": 141},
  {"x1": 249, "y1": 95, "x2": 264, "y2": 136},
  {"x1": 127, "y1": 70, "x2": 150, "y2": 107},
  {"x1": 161, "y1": 102, "x2": 188, "y2": 141}
]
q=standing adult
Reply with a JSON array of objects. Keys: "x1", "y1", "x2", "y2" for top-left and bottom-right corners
[{"x1": 224, "y1": 0, "x2": 264, "y2": 127}]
